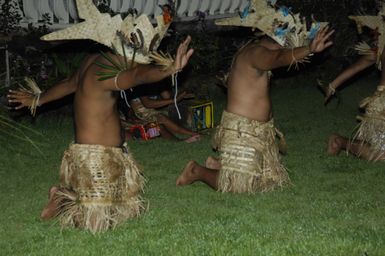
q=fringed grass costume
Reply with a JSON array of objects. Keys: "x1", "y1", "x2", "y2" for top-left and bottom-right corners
[
  {"x1": 55, "y1": 143, "x2": 145, "y2": 233},
  {"x1": 212, "y1": 111, "x2": 289, "y2": 193},
  {"x1": 354, "y1": 86, "x2": 385, "y2": 161},
  {"x1": 38, "y1": 0, "x2": 174, "y2": 233}
]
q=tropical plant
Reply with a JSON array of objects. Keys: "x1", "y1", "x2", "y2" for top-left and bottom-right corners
[
  {"x1": 0, "y1": 103, "x2": 43, "y2": 155},
  {"x1": 0, "y1": 0, "x2": 22, "y2": 38},
  {"x1": 51, "y1": 52, "x2": 86, "y2": 80}
]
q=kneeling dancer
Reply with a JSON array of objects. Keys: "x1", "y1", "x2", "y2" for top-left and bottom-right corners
[
  {"x1": 8, "y1": 0, "x2": 193, "y2": 233},
  {"x1": 177, "y1": 0, "x2": 333, "y2": 193}
]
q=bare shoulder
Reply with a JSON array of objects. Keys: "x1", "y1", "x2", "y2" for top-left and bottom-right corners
[
  {"x1": 232, "y1": 42, "x2": 266, "y2": 74},
  {"x1": 242, "y1": 40, "x2": 263, "y2": 52},
  {"x1": 87, "y1": 53, "x2": 106, "y2": 70},
  {"x1": 241, "y1": 41, "x2": 279, "y2": 72},
  {"x1": 81, "y1": 54, "x2": 100, "y2": 68},
  {"x1": 77, "y1": 54, "x2": 108, "y2": 92},
  {"x1": 76, "y1": 54, "x2": 100, "y2": 79},
  {"x1": 235, "y1": 42, "x2": 264, "y2": 63}
]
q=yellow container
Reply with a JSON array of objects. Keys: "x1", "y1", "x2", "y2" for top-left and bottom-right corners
[{"x1": 189, "y1": 101, "x2": 214, "y2": 131}]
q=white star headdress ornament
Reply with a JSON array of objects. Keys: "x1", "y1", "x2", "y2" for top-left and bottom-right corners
[
  {"x1": 41, "y1": 0, "x2": 170, "y2": 64},
  {"x1": 215, "y1": 0, "x2": 327, "y2": 48},
  {"x1": 349, "y1": 4, "x2": 385, "y2": 68}
]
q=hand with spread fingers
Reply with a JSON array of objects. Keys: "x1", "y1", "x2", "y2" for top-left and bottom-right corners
[
  {"x1": 7, "y1": 89, "x2": 36, "y2": 110},
  {"x1": 309, "y1": 26, "x2": 335, "y2": 53},
  {"x1": 173, "y1": 35, "x2": 194, "y2": 73}
]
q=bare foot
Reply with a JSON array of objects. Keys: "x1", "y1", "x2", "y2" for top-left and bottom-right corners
[
  {"x1": 184, "y1": 134, "x2": 201, "y2": 143},
  {"x1": 317, "y1": 80, "x2": 334, "y2": 105},
  {"x1": 322, "y1": 87, "x2": 334, "y2": 105},
  {"x1": 205, "y1": 156, "x2": 221, "y2": 170},
  {"x1": 327, "y1": 134, "x2": 343, "y2": 155},
  {"x1": 40, "y1": 186, "x2": 59, "y2": 220},
  {"x1": 176, "y1": 160, "x2": 198, "y2": 186}
]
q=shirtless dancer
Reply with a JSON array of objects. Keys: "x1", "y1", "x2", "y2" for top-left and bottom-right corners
[
  {"x1": 321, "y1": 34, "x2": 379, "y2": 105},
  {"x1": 177, "y1": 19, "x2": 334, "y2": 193},
  {"x1": 327, "y1": 43, "x2": 385, "y2": 161},
  {"x1": 8, "y1": 0, "x2": 193, "y2": 232},
  {"x1": 326, "y1": 7, "x2": 385, "y2": 161},
  {"x1": 321, "y1": 7, "x2": 385, "y2": 104}
]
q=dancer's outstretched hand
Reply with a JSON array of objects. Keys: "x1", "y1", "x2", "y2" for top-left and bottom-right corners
[
  {"x1": 310, "y1": 26, "x2": 334, "y2": 53},
  {"x1": 7, "y1": 89, "x2": 34, "y2": 109},
  {"x1": 173, "y1": 35, "x2": 194, "y2": 72}
]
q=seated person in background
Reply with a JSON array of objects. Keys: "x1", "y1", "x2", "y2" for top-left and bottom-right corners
[{"x1": 127, "y1": 82, "x2": 200, "y2": 143}]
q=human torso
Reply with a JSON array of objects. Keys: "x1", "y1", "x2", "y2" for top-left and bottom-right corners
[
  {"x1": 226, "y1": 42, "x2": 271, "y2": 122},
  {"x1": 74, "y1": 54, "x2": 123, "y2": 147}
]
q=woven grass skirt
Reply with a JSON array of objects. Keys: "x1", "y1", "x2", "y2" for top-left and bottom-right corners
[
  {"x1": 56, "y1": 143, "x2": 145, "y2": 233},
  {"x1": 354, "y1": 87, "x2": 385, "y2": 161},
  {"x1": 212, "y1": 111, "x2": 289, "y2": 193}
]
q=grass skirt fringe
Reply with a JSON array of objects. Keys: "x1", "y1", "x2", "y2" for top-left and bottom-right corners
[
  {"x1": 56, "y1": 143, "x2": 145, "y2": 233},
  {"x1": 212, "y1": 111, "x2": 289, "y2": 193},
  {"x1": 354, "y1": 87, "x2": 385, "y2": 161}
]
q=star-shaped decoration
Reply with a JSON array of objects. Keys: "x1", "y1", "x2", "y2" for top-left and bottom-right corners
[
  {"x1": 41, "y1": 0, "x2": 171, "y2": 64},
  {"x1": 215, "y1": 0, "x2": 326, "y2": 48},
  {"x1": 41, "y1": 0, "x2": 122, "y2": 47},
  {"x1": 349, "y1": 5, "x2": 385, "y2": 64}
]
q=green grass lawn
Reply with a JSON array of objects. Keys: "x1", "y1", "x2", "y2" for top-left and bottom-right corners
[{"x1": 1, "y1": 72, "x2": 384, "y2": 255}]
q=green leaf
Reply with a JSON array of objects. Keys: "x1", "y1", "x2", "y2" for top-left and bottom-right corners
[
  {"x1": 121, "y1": 40, "x2": 129, "y2": 70},
  {"x1": 95, "y1": 71, "x2": 118, "y2": 76},
  {"x1": 94, "y1": 62, "x2": 119, "y2": 71},
  {"x1": 97, "y1": 75, "x2": 118, "y2": 81},
  {"x1": 99, "y1": 52, "x2": 124, "y2": 71},
  {"x1": 52, "y1": 53, "x2": 69, "y2": 76},
  {"x1": 130, "y1": 48, "x2": 137, "y2": 69}
]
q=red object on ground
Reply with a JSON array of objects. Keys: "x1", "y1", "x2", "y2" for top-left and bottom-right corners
[{"x1": 129, "y1": 123, "x2": 160, "y2": 140}]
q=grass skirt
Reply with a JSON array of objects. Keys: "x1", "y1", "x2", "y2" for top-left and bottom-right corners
[
  {"x1": 212, "y1": 111, "x2": 289, "y2": 193},
  {"x1": 354, "y1": 87, "x2": 385, "y2": 161},
  {"x1": 56, "y1": 143, "x2": 145, "y2": 233}
]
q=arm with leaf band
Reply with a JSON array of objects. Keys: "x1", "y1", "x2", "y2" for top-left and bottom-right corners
[
  {"x1": 98, "y1": 36, "x2": 194, "y2": 91},
  {"x1": 8, "y1": 71, "x2": 78, "y2": 110}
]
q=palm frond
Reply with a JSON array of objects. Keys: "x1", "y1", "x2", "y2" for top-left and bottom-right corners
[
  {"x1": 94, "y1": 62, "x2": 119, "y2": 71},
  {"x1": 97, "y1": 74, "x2": 120, "y2": 81},
  {"x1": 0, "y1": 115, "x2": 43, "y2": 136},
  {"x1": 99, "y1": 52, "x2": 124, "y2": 71},
  {"x1": 0, "y1": 114, "x2": 44, "y2": 155}
]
